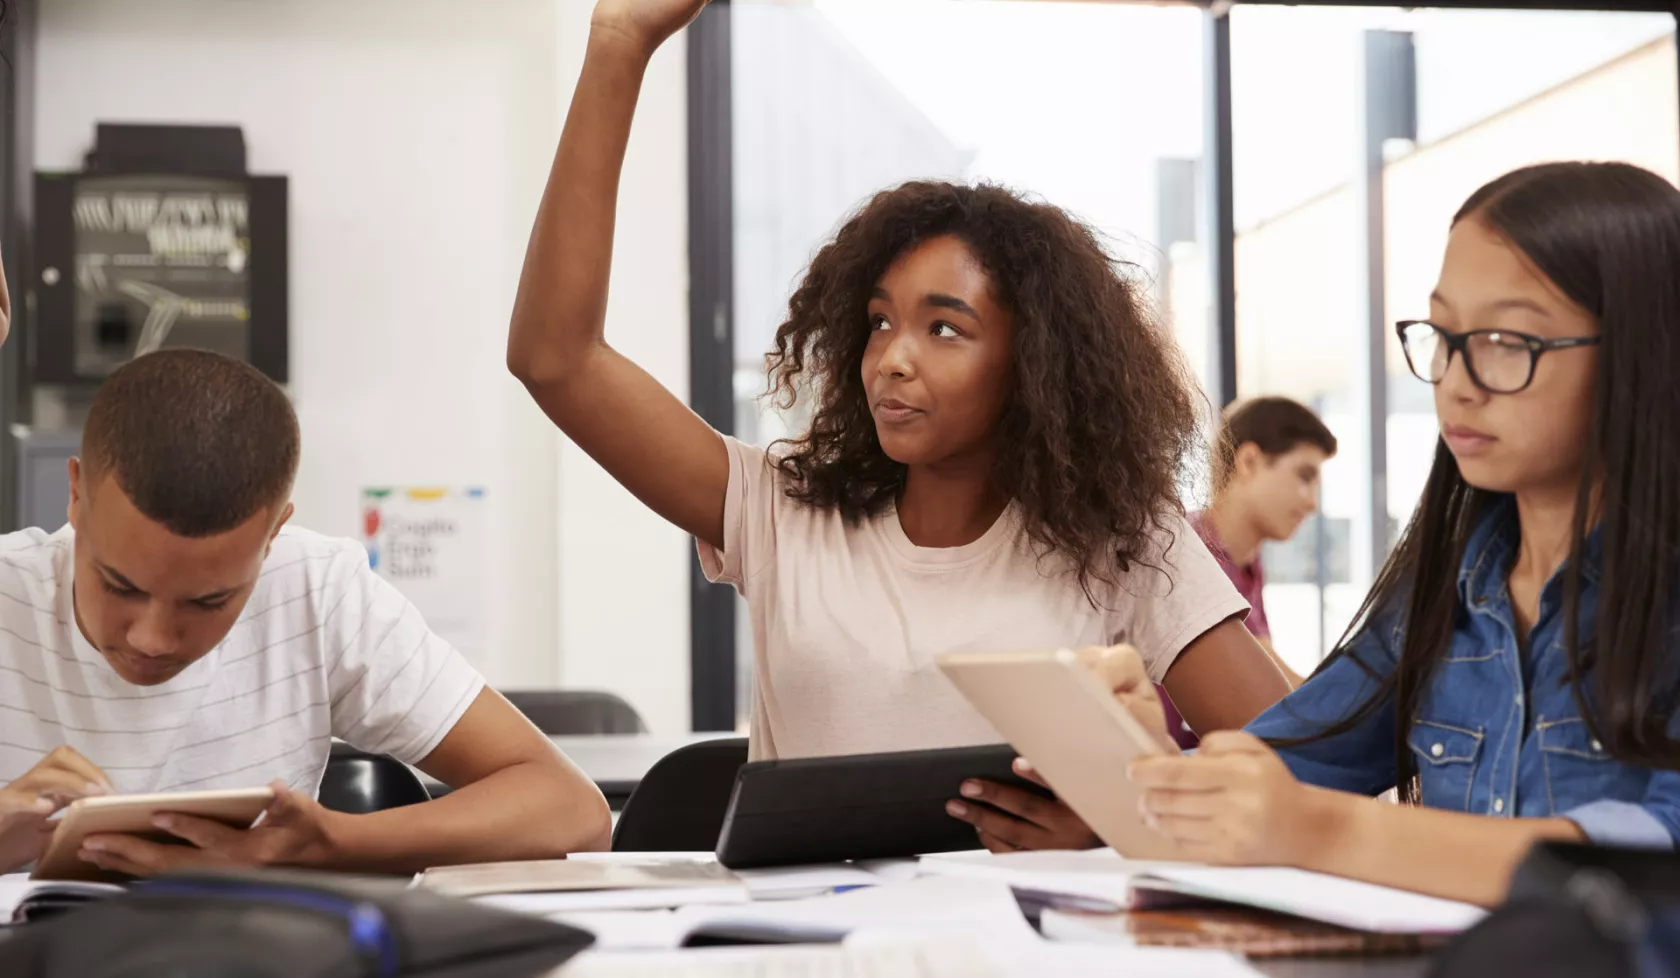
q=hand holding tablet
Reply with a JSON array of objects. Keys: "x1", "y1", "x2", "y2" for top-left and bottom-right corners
[
  {"x1": 34, "y1": 787, "x2": 276, "y2": 882},
  {"x1": 938, "y1": 647, "x2": 1180, "y2": 860}
]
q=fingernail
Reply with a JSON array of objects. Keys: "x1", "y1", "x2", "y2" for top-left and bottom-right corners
[
  {"x1": 1137, "y1": 799, "x2": 1159, "y2": 830},
  {"x1": 960, "y1": 780, "x2": 982, "y2": 798},
  {"x1": 82, "y1": 840, "x2": 107, "y2": 853},
  {"x1": 946, "y1": 800, "x2": 969, "y2": 817},
  {"x1": 152, "y1": 815, "x2": 173, "y2": 830},
  {"x1": 1014, "y1": 758, "x2": 1035, "y2": 773}
]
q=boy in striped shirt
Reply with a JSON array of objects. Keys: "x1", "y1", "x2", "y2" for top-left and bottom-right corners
[{"x1": 0, "y1": 350, "x2": 609, "y2": 876}]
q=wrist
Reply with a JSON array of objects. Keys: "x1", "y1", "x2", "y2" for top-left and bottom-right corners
[
  {"x1": 1291, "y1": 785, "x2": 1361, "y2": 872},
  {"x1": 587, "y1": 20, "x2": 659, "y2": 64},
  {"x1": 305, "y1": 807, "x2": 357, "y2": 870}
]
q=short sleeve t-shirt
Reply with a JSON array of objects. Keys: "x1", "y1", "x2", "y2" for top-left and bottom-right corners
[
  {"x1": 0, "y1": 524, "x2": 485, "y2": 796},
  {"x1": 1188, "y1": 511, "x2": 1269, "y2": 638},
  {"x1": 698, "y1": 437, "x2": 1250, "y2": 761}
]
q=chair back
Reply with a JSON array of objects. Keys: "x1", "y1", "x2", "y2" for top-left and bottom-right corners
[
  {"x1": 503, "y1": 690, "x2": 648, "y2": 735},
  {"x1": 318, "y1": 742, "x2": 433, "y2": 815},
  {"x1": 612, "y1": 738, "x2": 749, "y2": 852}
]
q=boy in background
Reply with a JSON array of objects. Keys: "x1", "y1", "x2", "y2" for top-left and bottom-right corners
[{"x1": 1163, "y1": 397, "x2": 1338, "y2": 747}]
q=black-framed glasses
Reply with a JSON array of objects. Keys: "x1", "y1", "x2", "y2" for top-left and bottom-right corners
[{"x1": 1395, "y1": 320, "x2": 1599, "y2": 395}]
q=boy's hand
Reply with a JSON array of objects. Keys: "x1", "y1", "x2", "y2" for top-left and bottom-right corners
[{"x1": 80, "y1": 780, "x2": 341, "y2": 877}]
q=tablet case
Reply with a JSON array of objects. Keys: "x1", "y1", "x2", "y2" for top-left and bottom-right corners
[
  {"x1": 714, "y1": 743, "x2": 1055, "y2": 869},
  {"x1": 0, "y1": 867, "x2": 594, "y2": 978}
]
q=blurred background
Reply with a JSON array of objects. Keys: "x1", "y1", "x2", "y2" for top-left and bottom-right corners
[{"x1": 0, "y1": 0, "x2": 1673, "y2": 735}]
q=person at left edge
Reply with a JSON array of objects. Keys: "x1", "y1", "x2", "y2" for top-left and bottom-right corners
[{"x1": 0, "y1": 349, "x2": 610, "y2": 876}]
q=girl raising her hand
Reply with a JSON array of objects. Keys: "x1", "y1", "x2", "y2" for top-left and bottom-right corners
[{"x1": 509, "y1": 0, "x2": 1290, "y2": 849}]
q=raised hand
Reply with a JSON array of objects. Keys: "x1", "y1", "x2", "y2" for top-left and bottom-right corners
[{"x1": 590, "y1": 0, "x2": 710, "y2": 58}]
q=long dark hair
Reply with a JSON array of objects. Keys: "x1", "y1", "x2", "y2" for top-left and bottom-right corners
[
  {"x1": 1285, "y1": 162, "x2": 1680, "y2": 800},
  {"x1": 764, "y1": 181, "x2": 1203, "y2": 601}
]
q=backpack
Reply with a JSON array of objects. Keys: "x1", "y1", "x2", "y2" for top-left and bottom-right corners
[
  {"x1": 1431, "y1": 842, "x2": 1680, "y2": 978},
  {"x1": 0, "y1": 866, "x2": 594, "y2": 978}
]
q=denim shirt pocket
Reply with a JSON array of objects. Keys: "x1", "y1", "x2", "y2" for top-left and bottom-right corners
[
  {"x1": 1408, "y1": 720, "x2": 1484, "y2": 811},
  {"x1": 1536, "y1": 716, "x2": 1618, "y2": 815}
]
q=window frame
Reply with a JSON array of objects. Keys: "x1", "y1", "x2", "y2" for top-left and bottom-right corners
[{"x1": 685, "y1": 0, "x2": 1676, "y2": 730}]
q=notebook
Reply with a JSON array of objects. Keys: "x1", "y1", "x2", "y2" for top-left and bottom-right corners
[
  {"x1": 415, "y1": 858, "x2": 749, "y2": 913},
  {"x1": 1128, "y1": 867, "x2": 1487, "y2": 935},
  {"x1": 0, "y1": 875, "x2": 125, "y2": 925},
  {"x1": 1043, "y1": 906, "x2": 1451, "y2": 958}
]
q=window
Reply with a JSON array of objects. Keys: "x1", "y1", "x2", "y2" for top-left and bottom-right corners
[
  {"x1": 727, "y1": 0, "x2": 1211, "y2": 729},
  {"x1": 1229, "y1": 5, "x2": 1677, "y2": 675}
]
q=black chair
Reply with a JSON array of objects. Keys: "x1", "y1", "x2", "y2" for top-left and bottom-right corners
[
  {"x1": 612, "y1": 738, "x2": 749, "y2": 852},
  {"x1": 318, "y1": 742, "x2": 432, "y2": 815},
  {"x1": 502, "y1": 690, "x2": 648, "y2": 736}
]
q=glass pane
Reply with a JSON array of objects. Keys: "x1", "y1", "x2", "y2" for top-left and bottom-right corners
[
  {"x1": 1233, "y1": 5, "x2": 1677, "y2": 674},
  {"x1": 731, "y1": 0, "x2": 1209, "y2": 728}
]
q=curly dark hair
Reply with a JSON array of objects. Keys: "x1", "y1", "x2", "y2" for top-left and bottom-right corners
[{"x1": 765, "y1": 180, "x2": 1205, "y2": 601}]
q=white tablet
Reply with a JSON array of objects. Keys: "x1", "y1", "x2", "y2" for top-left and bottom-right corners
[
  {"x1": 33, "y1": 787, "x2": 275, "y2": 882},
  {"x1": 937, "y1": 649, "x2": 1178, "y2": 860}
]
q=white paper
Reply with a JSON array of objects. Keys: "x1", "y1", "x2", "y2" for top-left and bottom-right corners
[
  {"x1": 565, "y1": 852, "x2": 908, "y2": 901},
  {"x1": 478, "y1": 885, "x2": 750, "y2": 915},
  {"x1": 917, "y1": 848, "x2": 1185, "y2": 906},
  {"x1": 549, "y1": 926, "x2": 1257, "y2": 978},
  {"x1": 551, "y1": 878, "x2": 1041, "y2": 955},
  {"x1": 555, "y1": 937, "x2": 1003, "y2": 978},
  {"x1": 1135, "y1": 867, "x2": 1487, "y2": 934},
  {"x1": 1009, "y1": 944, "x2": 1263, "y2": 978}
]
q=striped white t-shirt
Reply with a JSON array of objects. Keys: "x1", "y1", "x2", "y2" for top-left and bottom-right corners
[{"x1": 0, "y1": 524, "x2": 485, "y2": 797}]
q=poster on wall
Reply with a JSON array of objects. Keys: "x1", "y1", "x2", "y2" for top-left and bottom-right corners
[
  {"x1": 72, "y1": 174, "x2": 254, "y2": 375},
  {"x1": 361, "y1": 487, "x2": 489, "y2": 667}
]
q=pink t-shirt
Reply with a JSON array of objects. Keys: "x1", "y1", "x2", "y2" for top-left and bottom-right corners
[
  {"x1": 1157, "y1": 512, "x2": 1272, "y2": 750},
  {"x1": 698, "y1": 437, "x2": 1250, "y2": 761},
  {"x1": 1188, "y1": 512, "x2": 1268, "y2": 639}
]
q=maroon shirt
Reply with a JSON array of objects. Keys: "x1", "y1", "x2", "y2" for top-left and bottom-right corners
[{"x1": 1157, "y1": 511, "x2": 1269, "y2": 750}]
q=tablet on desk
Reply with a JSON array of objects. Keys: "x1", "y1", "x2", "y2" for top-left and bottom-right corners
[
  {"x1": 714, "y1": 743, "x2": 1054, "y2": 870},
  {"x1": 937, "y1": 649, "x2": 1177, "y2": 860},
  {"x1": 33, "y1": 787, "x2": 275, "y2": 883}
]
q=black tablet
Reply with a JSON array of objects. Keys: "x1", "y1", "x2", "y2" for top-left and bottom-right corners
[{"x1": 714, "y1": 743, "x2": 1054, "y2": 869}]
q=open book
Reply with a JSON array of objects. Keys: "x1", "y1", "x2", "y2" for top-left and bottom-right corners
[
  {"x1": 1128, "y1": 867, "x2": 1487, "y2": 935},
  {"x1": 917, "y1": 851, "x2": 1486, "y2": 938},
  {"x1": 0, "y1": 874, "x2": 125, "y2": 924}
]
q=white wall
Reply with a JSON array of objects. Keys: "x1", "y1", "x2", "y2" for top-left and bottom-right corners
[
  {"x1": 36, "y1": 0, "x2": 693, "y2": 731},
  {"x1": 549, "y1": 0, "x2": 694, "y2": 733}
]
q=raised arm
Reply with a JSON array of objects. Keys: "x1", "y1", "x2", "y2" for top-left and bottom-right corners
[{"x1": 507, "y1": 0, "x2": 729, "y2": 549}]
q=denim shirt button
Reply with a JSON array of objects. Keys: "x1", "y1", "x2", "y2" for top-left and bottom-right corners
[
  {"x1": 1494, "y1": 798, "x2": 1505, "y2": 814},
  {"x1": 1431, "y1": 743, "x2": 1444, "y2": 758},
  {"x1": 1591, "y1": 740, "x2": 1603, "y2": 753}
]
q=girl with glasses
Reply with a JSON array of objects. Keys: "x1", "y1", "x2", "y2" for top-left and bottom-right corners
[{"x1": 1058, "y1": 161, "x2": 1680, "y2": 905}]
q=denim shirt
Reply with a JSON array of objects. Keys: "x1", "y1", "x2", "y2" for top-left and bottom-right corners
[{"x1": 1246, "y1": 500, "x2": 1679, "y2": 849}]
